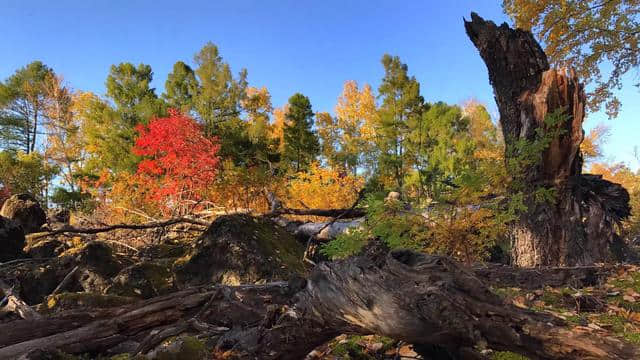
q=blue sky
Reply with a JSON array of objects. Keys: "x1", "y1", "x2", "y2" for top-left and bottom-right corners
[{"x1": 1, "y1": 0, "x2": 638, "y2": 169}]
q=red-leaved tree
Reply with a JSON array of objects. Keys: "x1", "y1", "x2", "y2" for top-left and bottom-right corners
[{"x1": 133, "y1": 109, "x2": 220, "y2": 214}]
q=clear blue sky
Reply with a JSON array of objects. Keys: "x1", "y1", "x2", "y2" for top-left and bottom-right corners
[{"x1": 1, "y1": 0, "x2": 638, "y2": 169}]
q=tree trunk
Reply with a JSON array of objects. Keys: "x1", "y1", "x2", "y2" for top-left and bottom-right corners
[
  {"x1": 1, "y1": 251, "x2": 637, "y2": 360},
  {"x1": 464, "y1": 13, "x2": 631, "y2": 267}
]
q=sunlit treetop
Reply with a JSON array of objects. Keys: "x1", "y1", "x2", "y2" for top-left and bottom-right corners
[{"x1": 503, "y1": 0, "x2": 639, "y2": 117}]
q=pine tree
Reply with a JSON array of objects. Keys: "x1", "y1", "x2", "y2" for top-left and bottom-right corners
[
  {"x1": 283, "y1": 93, "x2": 319, "y2": 172},
  {"x1": 376, "y1": 55, "x2": 425, "y2": 191}
]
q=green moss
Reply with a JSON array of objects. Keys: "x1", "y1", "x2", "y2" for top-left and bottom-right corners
[
  {"x1": 331, "y1": 335, "x2": 370, "y2": 358},
  {"x1": 595, "y1": 314, "x2": 640, "y2": 345},
  {"x1": 492, "y1": 351, "x2": 529, "y2": 360},
  {"x1": 108, "y1": 262, "x2": 174, "y2": 299},
  {"x1": 154, "y1": 336, "x2": 207, "y2": 360},
  {"x1": 609, "y1": 271, "x2": 640, "y2": 293},
  {"x1": 490, "y1": 287, "x2": 522, "y2": 299},
  {"x1": 45, "y1": 292, "x2": 137, "y2": 312},
  {"x1": 251, "y1": 217, "x2": 306, "y2": 274}
]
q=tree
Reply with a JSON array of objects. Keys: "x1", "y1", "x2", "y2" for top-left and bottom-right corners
[
  {"x1": 466, "y1": 13, "x2": 631, "y2": 267},
  {"x1": 105, "y1": 62, "x2": 164, "y2": 126},
  {"x1": 163, "y1": 61, "x2": 198, "y2": 113},
  {"x1": 282, "y1": 93, "x2": 320, "y2": 172},
  {"x1": 0, "y1": 150, "x2": 58, "y2": 201},
  {"x1": 132, "y1": 109, "x2": 220, "y2": 214},
  {"x1": 377, "y1": 55, "x2": 425, "y2": 191},
  {"x1": 581, "y1": 123, "x2": 611, "y2": 164},
  {"x1": 321, "y1": 80, "x2": 378, "y2": 175},
  {"x1": 0, "y1": 61, "x2": 54, "y2": 153},
  {"x1": 502, "y1": 0, "x2": 640, "y2": 117},
  {"x1": 413, "y1": 102, "x2": 475, "y2": 198},
  {"x1": 43, "y1": 75, "x2": 83, "y2": 191},
  {"x1": 193, "y1": 42, "x2": 247, "y2": 135},
  {"x1": 74, "y1": 92, "x2": 140, "y2": 174}
]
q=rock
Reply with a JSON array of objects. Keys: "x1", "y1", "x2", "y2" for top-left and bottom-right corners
[
  {"x1": 76, "y1": 241, "x2": 123, "y2": 277},
  {"x1": 47, "y1": 208, "x2": 70, "y2": 224},
  {"x1": 1, "y1": 193, "x2": 47, "y2": 234},
  {"x1": 174, "y1": 214, "x2": 306, "y2": 287},
  {"x1": 0, "y1": 215, "x2": 26, "y2": 262},
  {"x1": 385, "y1": 191, "x2": 401, "y2": 203},
  {"x1": 24, "y1": 238, "x2": 65, "y2": 258},
  {"x1": 14, "y1": 257, "x2": 78, "y2": 305},
  {"x1": 43, "y1": 292, "x2": 137, "y2": 313},
  {"x1": 107, "y1": 262, "x2": 175, "y2": 299},
  {"x1": 139, "y1": 243, "x2": 188, "y2": 259}
]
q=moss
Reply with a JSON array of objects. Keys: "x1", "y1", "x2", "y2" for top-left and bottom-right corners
[
  {"x1": 45, "y1": 292, "x2": 137, "y2": 312},
  {"x1": 174, "y1": 214, "x2": 306, "y2": 286},
  {"x1": 331, "y1": 335, "x2": 371, "y2": 358},
  {"x1": 108, "y1": 262, "x2": 174, "y2": 299},
  {"x1": 154, "y1": 336, "x2": 207, "y2": 360},
  {"x1": 250, "y1": 216, "x2": 306, "y2": 274},
  {"x1": 594, "y1": 313, "x2": 640, "y2": 345},
  {"x1": 492, "y1": 351, "x2": 529, "y2": 360},
  {"x1": 490, "y1": 287, "x2": 522, "y2": 299}
]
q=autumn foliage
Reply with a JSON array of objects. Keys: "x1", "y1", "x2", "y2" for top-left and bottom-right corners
[{"x1": 132, "y1": 109, "x2": 220, "y2": 212}]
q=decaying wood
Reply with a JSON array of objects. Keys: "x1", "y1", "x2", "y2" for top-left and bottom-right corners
[
  {"x1": 472, "y1": 263, "x2": 614, "y2": 290},
  {"x1": 30, "y1": 217, "x2": 210, "y2": 241},
  {"x1": 0, "y1": 280, "x2": 41, "y2": 321},
  {"x1": 464, "y1": 13, "x2": 631, "y2": 267},
  {"x1": 1, "y1": 251, "x2": 637, "y2": 360}
]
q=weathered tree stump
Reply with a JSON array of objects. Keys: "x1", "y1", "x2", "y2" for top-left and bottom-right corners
[{"x1": 464, "y1": 13, "x2": 631, "y2": 267}]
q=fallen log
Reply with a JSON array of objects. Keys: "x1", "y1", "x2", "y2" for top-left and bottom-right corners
[
  {"x1": 0, "y1": 251, "x2": 636, "y2": 360},
  {"x1": 29, "y1": 217, "x2": 210, "y2": 241},
  {"x1": 267, "y1": 207, "x2": 366, "y2": 219}
]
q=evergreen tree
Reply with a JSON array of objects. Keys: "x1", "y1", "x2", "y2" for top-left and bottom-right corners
[
  {"x1": 105, "y1": 62, "x2": 164, "y2": 126},
  {"x1": 283, "y1": 93, "x2": 320, "y2": 172},
  {"x1": 376, "y1": 54, "x2": 425, "y2": 191},
  {"x1": 0, "y1": 61, "x2": 54, "y2": 153},
  {"x1": 163, "y1": 61, "x2": 198, "y2": 113}
]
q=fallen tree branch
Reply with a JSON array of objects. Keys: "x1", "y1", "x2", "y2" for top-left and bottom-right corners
[
  {"x1": 267, "y1": 207, "x2": 366, "y2": 219},
  {"x1": 51, "y1": 266, "x2": 79, "y2": 296},
  {"x1": 30, "y1": 217, "x2": 211, "y2": 241},
  {"x1": 0, "y1": 252, "x2": 636, "y2": 360}
]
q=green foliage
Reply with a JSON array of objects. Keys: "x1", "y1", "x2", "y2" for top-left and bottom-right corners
[
  {"x1": 105, "y1": 62, "x2": 164, "y2": 126},
  {"x1": 193, "y1": 42, "x2": 247, "y2": 136},
  {"x1": 0, "y1": 61, "x2": 54, "y2": 153},
  {"x1": 163, "y1": 61, "x2": 198, "y2": 112},
  {"x1": 283, "y1": 93, "x2": 320, "y2": 172},
  {"x1": 77, "y1": 93, "x2": 141, "y2": 174},
  {"x1": 320, "y1": 227, "x2": 369, "y2": 259},
  {"x1": 0, "y1": 150, "x2": 58, "y2": 201},
  {"x1": 376, "y1": 54, "x2": 425, "y2": 190},
  {"x1": 492, "y1": 351, "x2": 529, "y2": 360},
  {"x1": 50, "y1": 187, "x2": 94, "y2": 212}
]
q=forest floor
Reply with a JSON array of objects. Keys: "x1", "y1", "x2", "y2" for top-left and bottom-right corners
[{"x1": 309, "y1": 264, "x2": 640, "y2": 360}]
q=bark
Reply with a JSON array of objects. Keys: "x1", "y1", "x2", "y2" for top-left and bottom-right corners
[
  {"x1": 465, "y1": 13, "x2": 631, "y2": 267},
  {"x1": 1, "y1": 251, "x2": 637, "y2": 360}
]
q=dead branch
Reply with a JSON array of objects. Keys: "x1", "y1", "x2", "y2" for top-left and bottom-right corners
[{"x1": 30, "y1": 217, "x2": 211, "y2": 241}]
